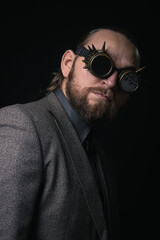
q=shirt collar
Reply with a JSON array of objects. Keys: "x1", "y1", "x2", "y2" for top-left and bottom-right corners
[{"x1": 54, "y1": 88, "x2": 90, "y2": 143}]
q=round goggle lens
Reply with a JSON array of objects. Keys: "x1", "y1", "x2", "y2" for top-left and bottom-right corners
[
  {"x1": 120, "y1": 72, "x2": 139, "y2": 93},
  {"x1": 91, "y1": 55, "x2": 112, "y2": 77}
]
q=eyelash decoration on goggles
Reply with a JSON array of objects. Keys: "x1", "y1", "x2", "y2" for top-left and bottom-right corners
[{"x1": 75, "y1": 42, "x2": 145, "y2": 93}]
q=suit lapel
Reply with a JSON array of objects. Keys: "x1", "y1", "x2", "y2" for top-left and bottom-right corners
[{"x1": 46, "y1": 92, "x2": 108, "y2": 239}]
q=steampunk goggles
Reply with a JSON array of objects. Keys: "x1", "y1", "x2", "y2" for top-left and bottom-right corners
[{"x1": 75, "y1": 42, "x2": 145, "y2": 93}]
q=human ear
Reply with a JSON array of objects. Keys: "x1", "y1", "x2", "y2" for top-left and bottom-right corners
[{"x1": 61, "y1": 50, "x2": 75, "y2": 78}]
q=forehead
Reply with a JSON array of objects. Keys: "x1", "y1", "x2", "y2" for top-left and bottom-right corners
[{"x1": 84, "y1": 30, "x2": 139, "y2": 68}]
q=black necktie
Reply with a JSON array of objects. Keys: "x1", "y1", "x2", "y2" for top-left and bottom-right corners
[{"x1": 83, "y1": 133, "x2": 105, "y2": 207}]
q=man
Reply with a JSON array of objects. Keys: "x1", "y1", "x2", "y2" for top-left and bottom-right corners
[{"x1": 0, "y1": 28, "x2": 142, "y2": 240}]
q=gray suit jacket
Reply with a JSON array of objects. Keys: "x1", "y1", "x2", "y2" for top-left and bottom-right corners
[{"x1": 0, "y1": 92, "x2": 119, "y2": 240}]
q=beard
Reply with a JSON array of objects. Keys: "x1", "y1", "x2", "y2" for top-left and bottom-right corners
[{"x1": 65, "y1": 63, "x2": 117, "y2": 124}]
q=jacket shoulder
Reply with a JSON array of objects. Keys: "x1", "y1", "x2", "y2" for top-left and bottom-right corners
[
  {"x1": 0, "y1": 103, "x2": 36, "y2": 130},
  {"x1": 0, "y1": 94, "x2": 53, "y2": 134}
]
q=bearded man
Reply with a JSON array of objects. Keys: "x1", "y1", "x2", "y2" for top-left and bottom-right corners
[{"x1": 0, "y1": 28, "x2": 143, "y2": 240}]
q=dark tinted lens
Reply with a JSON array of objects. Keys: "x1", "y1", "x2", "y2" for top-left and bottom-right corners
[
  {"x1": 120, "y1": 72, "x2": 139, "y2": 92},
  {"x1": 91, "y1": 55, "x2": 112, "y2": 77}
]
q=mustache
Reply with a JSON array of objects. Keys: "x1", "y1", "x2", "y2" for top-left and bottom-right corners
[{"x1": 86, "y1": 87, "x2": 114, "y2": 100}]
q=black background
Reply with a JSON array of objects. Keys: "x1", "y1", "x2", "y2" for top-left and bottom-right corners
[{"x1": 0, "y1": 1, "x2": 159, "y2": 239}]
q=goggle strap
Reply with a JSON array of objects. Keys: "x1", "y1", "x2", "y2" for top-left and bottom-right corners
[{"x1": 75, "y1": 47, "x2": 90, "y2": 57}]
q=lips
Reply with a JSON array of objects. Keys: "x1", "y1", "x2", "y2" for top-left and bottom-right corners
[{"x1": 92, "y1": 91, "x2": 112, "y2": 102}]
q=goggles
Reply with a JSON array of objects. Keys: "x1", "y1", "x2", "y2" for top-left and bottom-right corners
[{"x1": 75, "y1": 42, "x2": 145, "y2": 93}]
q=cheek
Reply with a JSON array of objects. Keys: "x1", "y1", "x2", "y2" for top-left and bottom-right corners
[
  {"x1": 75, "y1": 59, "x2": 99, "y2": 88},
  {"x1": 115, "y1": 91, "x2": 130, "y2": 109}
]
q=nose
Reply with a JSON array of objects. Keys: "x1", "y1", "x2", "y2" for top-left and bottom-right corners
[{"x1": 101, "y1": 71, "x2": 118, "y2": 89}]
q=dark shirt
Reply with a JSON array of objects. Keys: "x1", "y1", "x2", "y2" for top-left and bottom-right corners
[
  {"x1": 54, "y1": 88, "x2": 90, "y2": 144},
  {"x1": 54, "y1": 88, "x2": 106, "y2": 210}
]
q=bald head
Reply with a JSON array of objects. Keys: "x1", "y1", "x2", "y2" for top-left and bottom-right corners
[{"x1": 78, "y1": 28, "x2": 140, "y2": 69}]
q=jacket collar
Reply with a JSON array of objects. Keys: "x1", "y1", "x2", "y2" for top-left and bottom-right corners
[
  {"x1": 46, "y1": 91, "x2": 108, "y2": 240},
  {"x1": 54, "y1": 88, "x2": 90, "y2": 144}
]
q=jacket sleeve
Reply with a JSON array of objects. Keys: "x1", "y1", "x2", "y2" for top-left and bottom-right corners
[{"x1": 0, "y1": 105, "x2": 43, "y2": 240}]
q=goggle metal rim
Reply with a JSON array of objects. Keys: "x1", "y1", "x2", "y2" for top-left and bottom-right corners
[
  {"x1": 118, "y1": 70, "x2": 140, "y2": 93},
  {"x1": 87, "y1": 52, "x2": 115, "y2": 78}
]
